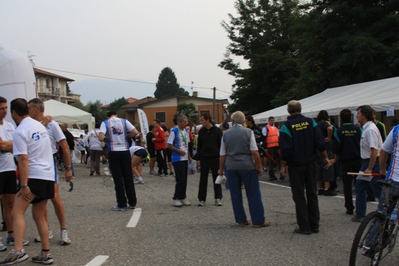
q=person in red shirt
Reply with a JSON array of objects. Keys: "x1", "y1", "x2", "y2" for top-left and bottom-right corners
[{"x1": 152, "y1": 119, "x2": 168, "y2": 176}]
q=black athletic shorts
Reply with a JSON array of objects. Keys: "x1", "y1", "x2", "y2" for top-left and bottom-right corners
[
  {"x1": 148, "y1": 147, "x2": 156, "y2": 158},
  {"x1": 26, "y1": 179, "x2": 55, "y2": 204},
  {"x1": 134, "y1": 149, "x2": 148, "y2": 159},
  {"x1": 166, "y1": 148, "x2": 172, "y2": 162},
  {"x1": 0, "y1": 171, "x2": 17, "y2": 195}
]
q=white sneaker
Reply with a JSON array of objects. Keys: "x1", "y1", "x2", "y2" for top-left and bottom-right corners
[
  {"x1": 198, "y1": 201, "x2": 205, "y2": 207},
  {"x1": 215, "y1": 199, "x2": 222, "y2": 206},
  {"x1": 134, "y1": 177, "x2": 144, "y2": 184},
  {"x1": 60, "y1": 229, "x2": 71, "y2": 245},
  {"x1": 181, "y1": 199, "x2": 191, "y2": 206},
  {"x1": 34, "y1": 230, "x2": 54, "y2": 242},
  {"x1": 173, "y1": 200, "x2": 183, "y2": 207},
  {"x1": 0, "y1": 238, "x2": 6, "y2": 252}
]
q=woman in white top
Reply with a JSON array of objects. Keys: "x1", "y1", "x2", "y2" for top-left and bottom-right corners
[{"x1": 85, "y1": 123, "x2": 104, "y2": 176}]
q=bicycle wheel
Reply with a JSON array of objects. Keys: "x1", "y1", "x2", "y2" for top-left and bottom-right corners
[{"x1": 349, "y1": 211, "x2": 386, "y2": 266}]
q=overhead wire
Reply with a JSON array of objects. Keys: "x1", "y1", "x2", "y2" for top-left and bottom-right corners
[{"x1": 36, "y1": 66, "x2": 233, "y2": 98}]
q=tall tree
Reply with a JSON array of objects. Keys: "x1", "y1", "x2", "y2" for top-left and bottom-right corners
[
  {"x1": 294, "y1": 0, "x2": 399, "y2": 92},
  {"x1": 154, "y1": 67, "x2": 180, "y2": 99},
  {"x1": 220, "y1": 0, "x2": 300, "y2": 114},
  {"x1": 221, "y1": 0, "x2": 399, "y2": 112}
]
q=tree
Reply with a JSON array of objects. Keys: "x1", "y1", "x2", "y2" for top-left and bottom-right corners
[
  {"x1": 107, "y1": 97, "x2": 128, "y2": 111},
  {"x1": 177, "y1": 87, "x2": 190, "y2": 97},
  {"x1": 292, "y1": 0, "x2": 399, "y2": 94},
  {"x1": 175, "y1": 103, "x2": 198, "y2": 125},
  {"x1": 154, "y1": 67, "x2": 189, "y2": 99},
  {"x1": 85, "y1": 100, "x2": 106, "y2": 123},
  {"x1": 219, "y1": 0, "x2": 300, "y2": 114},
  {"x1": 70, "y1": 99, "x2": 85, "y2": 111},
  {"x1": 220, "y1": 0, "x2": 399, "y2": 113}
]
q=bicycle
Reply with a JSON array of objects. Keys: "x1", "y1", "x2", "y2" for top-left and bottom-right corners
[{"x1": 349, "y1": 179, "x2": 399, "y2": 266}]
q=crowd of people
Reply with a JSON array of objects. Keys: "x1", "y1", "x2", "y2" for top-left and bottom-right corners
[{"x1": 2, "y1": 95, "x2": 399, "y2": 265}]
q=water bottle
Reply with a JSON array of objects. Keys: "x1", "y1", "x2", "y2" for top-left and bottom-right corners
[{"x1": 390, "y1": 211, "x2": 398, "y2": 225}]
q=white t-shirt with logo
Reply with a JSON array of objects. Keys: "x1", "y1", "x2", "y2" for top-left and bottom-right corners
[
  {"x1": 0, "y1": 120, "x2": 16, "y2": 172},
  {"x1": 45, "y1": 120, "x2": 66, "y2": 154},
  {"x1": 100, "y1": 117, "x2": 135, "y2": 151},
  {"x1": 13, "y1": 117, "x2": 54, "y2": 181}
]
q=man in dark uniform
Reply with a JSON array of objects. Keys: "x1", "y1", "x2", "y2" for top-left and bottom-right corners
[
  {"x1": 279, "y1": 100, "x2": 330, "y2": 235},
  {"x1": 332, "y1": 109, "x2": 362, "y2": 215}
]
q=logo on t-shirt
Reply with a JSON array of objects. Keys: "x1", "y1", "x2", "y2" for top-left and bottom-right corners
[
  {"x1": 111, "y1": 126, "x2": 123, "y2": 136},
  {"x1": 31, "y1": 132, "x2": 40, "y2": 141}
]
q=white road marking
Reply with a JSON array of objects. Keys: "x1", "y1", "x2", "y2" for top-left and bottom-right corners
[
  {"x1": 85, "y1": 255, "x2": 109, "y2": 266},
  {"x1": 127, "y1": 207, "x2": 142, "y2": 227}
]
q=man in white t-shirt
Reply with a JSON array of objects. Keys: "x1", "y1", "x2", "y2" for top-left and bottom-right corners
[
  {"x1": 352, "y1": 105, "x2": 383, "y2": 222},
  {"x1": 0, "y1": 96, "x2": 30, "y2": 251},
  {"x1": 99, "y1": 111, "x2": 139, "y2": 211},
  {"x1": 1, "y1": 98, "x2": 55, "y2": 265},
  {"x1": 28, "y1": 98, "x2": 72, "y2": 245}
]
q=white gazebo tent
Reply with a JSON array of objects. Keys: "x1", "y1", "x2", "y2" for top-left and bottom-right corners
[
  {"x1": 0, "y1": 40, "x2": 37, "y2": 124},
  {"x1": 253, "y1": 76, "x2": 399, "y2": 124},
  {"x1": 44, "y1": 99, "x2": 94, "y2": 131}
]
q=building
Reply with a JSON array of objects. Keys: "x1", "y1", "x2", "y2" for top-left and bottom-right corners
[
  {"x1": 122, "y1": 93, "x2": 229, "y2": 128},
  {"x1": 34, "y1": 68, "x2": 77, "y2": 104}
]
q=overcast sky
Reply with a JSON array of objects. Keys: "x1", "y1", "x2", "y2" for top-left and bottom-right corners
[{"x1": 0, "y1": 0, "x2": 246, "y2": 104}]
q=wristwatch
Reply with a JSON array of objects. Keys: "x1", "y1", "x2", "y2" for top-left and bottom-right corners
[
  {"x1": 368, "y1": 166, "x2": 373, "y2": 170},
  {"x1": 21, "y1": 184, "x2": 28, "y2": 189},
  {"x1": 65, "y1": 166, "x2": 72, "y2": 170}
]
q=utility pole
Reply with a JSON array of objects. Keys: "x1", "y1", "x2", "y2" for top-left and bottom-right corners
[{"x1": 213, "y1": 87, "x2": 216, "y2": 121}]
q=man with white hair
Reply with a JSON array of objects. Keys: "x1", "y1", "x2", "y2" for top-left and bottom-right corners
[
  {"x1": 218, "y1": 111, "x2": 270, "y2": 228},
  {"x1": 279, "y1": 100, "x2": 330, "y2": 235}
]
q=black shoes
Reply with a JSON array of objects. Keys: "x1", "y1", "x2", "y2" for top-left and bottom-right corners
[
  {"x1": 346, "y1": 209, "x2": 354, "y2": 215},
  {"x1": 269, "y1": 176, "x2": 277, "y2": 181},
  {"x1": 294, "y1": 228, "x2": 311, "y2": 235},
  {"x1": 324, "y1": 189, "x2": 337, "y2": 196}
]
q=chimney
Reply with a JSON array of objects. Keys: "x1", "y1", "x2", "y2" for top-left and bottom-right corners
[{"x1": 192, "y1": 91, "x2": 198, "y2": 97}]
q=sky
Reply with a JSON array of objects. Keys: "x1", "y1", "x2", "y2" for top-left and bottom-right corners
[{"x1": 0, "y1": 0, "x2": 247, "y2": 104}]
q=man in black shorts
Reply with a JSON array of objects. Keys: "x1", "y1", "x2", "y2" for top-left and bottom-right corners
[
  {"x1": 0, "y1": 96, "x2": 29, "y2": 251},
  {"x1": 1, "y1": 99, "x2": 55, "y2": 264}
]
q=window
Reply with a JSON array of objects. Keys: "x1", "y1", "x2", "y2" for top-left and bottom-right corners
[
  {"x1": 45, "y1": 78, "x2": 50, "y2": 88},
  {"x1": 155, "y1": 112, "x2": 166, "y2": 123}
]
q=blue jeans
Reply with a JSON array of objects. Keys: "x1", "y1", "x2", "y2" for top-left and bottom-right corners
[
  {"x1": 70, "y1": 150, "x2": 75, "y2": 177},
  {"x1": 225, "y1": 169, "x2": 265, "y2": 225},
  {"x1": 355, "y1": 159, "x2": 382, "y2": 218}
]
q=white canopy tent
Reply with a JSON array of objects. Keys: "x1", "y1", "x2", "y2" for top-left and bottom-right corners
[
  {"x1": 44, "y1": 99, "x2": 94, "y2": 131},
  {"x1": 253, "y1": 76, "x2": 399, "y2": 124},
  {"x1": 0, "y1": 40, "x2": 37, "y2": 124}
]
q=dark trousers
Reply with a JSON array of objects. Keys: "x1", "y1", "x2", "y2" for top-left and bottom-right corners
[
  {"x1": 156, "y1": 149, "x2": 168, "y2": 175},
  {"x1": 198, "y1": 157, "x2": 222, "y2": 202},
  {"x1": 173, "y1": 161, "x2": 188, "y2": 200},
  {"x1": 90, "y1": 149, "x2": 102, "y2": 174},
  {"x1": 108, "y1": 150, "x2": 137, "y2": 208},
  {"x1": 341, "y1": 159, "x2": 362, "y2": 211},
  {"x1": 288, "y1": 161, "x2": 320, "y2": 231},
  {"x1": 267, "y1": 146, "x2": 279, "y2": 177}
]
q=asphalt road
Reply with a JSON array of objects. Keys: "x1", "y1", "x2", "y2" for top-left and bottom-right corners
[{"x1": 2, "y1": 162, "x2": 398, "y2": 266}]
